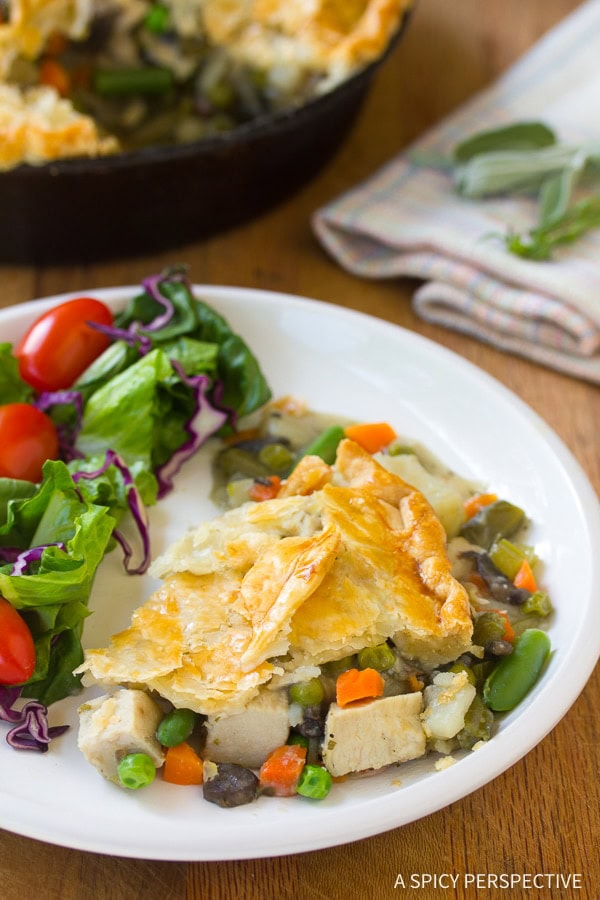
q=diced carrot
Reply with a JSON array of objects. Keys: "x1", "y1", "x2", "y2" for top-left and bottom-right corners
[
  {"x1": 336, "y1": 667, "x2": 385, "y2": 708},
  {"x1": 463, "y1": 492, "x2": 498, "y2": 520},
  {"x1": 259, "y1": 744, "x2": 307, "y2": 797},
  {"x1": 38, "y1": 58, "x2": 71, "y2": 97},
  {"x1": 163, "y1": 741, "x2": 204, "y2": 785},
  {"x1": 344, "y1": 422, "x2": 397, "y2": 454},
  {"x1": 513, "y1": 559, "x2": 538, "y2": 593},
  {"x1": 222, "y1": 426, "x2": 261, "y2": 446},
  {"x1": 248, "y1": 474, "x2": 281, "y2": 502}
]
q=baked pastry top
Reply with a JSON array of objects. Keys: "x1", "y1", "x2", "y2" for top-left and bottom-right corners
[
  {"x1": 0, "y1": 0, "x2": 413, "y2": 169},
  {"x1": 78, "y1": 439, "x2": 473, "y2": 715}
]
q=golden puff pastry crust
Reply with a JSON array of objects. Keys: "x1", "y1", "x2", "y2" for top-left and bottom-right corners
[
  {"x1": 78, "y1": 439, "x2": 473, "y2": 716},
  {"x1": 0, "y1": 84, "x2": 119, "y2": 171},
  {"x1": 202, "y1": 0, "x2": 414, "y2": 92},
  {"x1": 0, "y1": 0, "x2": 93, "y2": 78}
]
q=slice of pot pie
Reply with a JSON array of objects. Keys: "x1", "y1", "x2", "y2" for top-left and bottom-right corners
[{"x1": 78, "y1": 440, "x2": 473, "y2": 715}]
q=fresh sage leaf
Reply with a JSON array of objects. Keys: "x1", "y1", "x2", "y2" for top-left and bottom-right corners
[{"x1": 453, "y1": 121, "x2": 556, "y2": 163}]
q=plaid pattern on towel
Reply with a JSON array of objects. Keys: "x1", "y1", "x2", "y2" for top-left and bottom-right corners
[{"x1": 313, "y1": 0, "x2": 600, "y2": 383}]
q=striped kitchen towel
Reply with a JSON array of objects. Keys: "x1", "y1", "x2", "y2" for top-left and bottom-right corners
[{"x1": 313, "y1": 0, "x2": 600, "y2": 384}]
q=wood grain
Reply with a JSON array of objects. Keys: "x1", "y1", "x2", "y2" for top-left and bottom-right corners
[{"x1": 0, "y1": 2, "x2": 598, "y2": 897}]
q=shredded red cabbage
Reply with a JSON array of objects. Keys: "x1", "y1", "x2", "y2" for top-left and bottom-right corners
[
  {"x1": 10, "y1": 543, "x2": 67, "y2": 576},
  {"x1": 140, "y1": 270, "x2": 180, "y2": 331},
  {"x1": 34, "y1": 390, "x2": 85, "y2": 461},
  {"x1": 72, "y1": 450, "x2": 151, "y2": 574},
  {"x1": 156, "y1": 363, "x2": 228, "y2": 498},
  {"x1": 0, "y1": 547, "x2": 21, "y2": 565},
  {"x1": 0, "y1": 687, "x2": 68, "y2": 752},
  {"x1": 87, "y1": 319, "x2": 153, "y2": 355}
]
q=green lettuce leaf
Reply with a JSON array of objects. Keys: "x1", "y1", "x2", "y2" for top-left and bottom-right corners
[
  {"x1": 0, "y1": 343, "x2": 33, "y2": 404},
  {"x1": 0, "y1": 460, "x2": 116, "y2": 705},
  {"x1": 114, "y1": 277, "x2": 271, "y2": 417}
]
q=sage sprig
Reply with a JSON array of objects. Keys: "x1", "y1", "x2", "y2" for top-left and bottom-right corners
[{"x1": 451, "y1": 122, "x2": 600, "y2": 260}]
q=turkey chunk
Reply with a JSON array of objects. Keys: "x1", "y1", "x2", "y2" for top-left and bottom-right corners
[
  {"x1": 322, "y1": 692, "x2": 426, "y2": 777},
  {"x1": 203, "y1": 689, "x2": 290, "y2": 769},
  {"x1": 78, "y1": 689, "x2": 165, "y2": 783}
]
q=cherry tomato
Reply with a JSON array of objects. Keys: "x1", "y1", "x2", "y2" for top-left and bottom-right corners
[
  {"x1": 0, "y1": 404, "x2": 59, "y2": 482},
  {"x1": 0, "y1": 597, "x2": 36, "y2": 685},
  {"x1": 15, "y1": 297, "x2": 113, "y2": 392}
]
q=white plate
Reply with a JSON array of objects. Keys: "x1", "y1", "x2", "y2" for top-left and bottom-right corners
[{"x1": 1, "y1": 286, "x2": 599, "y2": 860}]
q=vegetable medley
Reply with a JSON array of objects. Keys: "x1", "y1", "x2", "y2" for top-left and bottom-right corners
[{"x1": 0, "y1": 270, "x2": 553, "y2": 811}]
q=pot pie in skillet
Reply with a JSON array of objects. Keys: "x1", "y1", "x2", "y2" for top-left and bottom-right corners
[
  {"x1": 0, "y1": 0, "x2": 413, "y2": 169},
  {"x1": 78, "y1": 439, "x2": 473, "y2": 716}
]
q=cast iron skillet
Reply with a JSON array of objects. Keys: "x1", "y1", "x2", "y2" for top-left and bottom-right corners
[{"x1": 0, "y1": 14, "x2": 411, "y2": 264}]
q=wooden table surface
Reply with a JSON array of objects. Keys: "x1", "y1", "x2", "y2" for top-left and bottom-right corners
[{"x1": 1, "y1": 1, "x2": 598, "y2": 898}]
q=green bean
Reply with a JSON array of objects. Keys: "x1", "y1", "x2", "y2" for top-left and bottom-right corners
[
  {"x1": 156, "y1": 707, "x2": 197, "y2": 747},
  {"x1": 483, "y1": 628, "x2": 551, "y2": 711},
  {"x1": 296, "y1": 765, "x2": 332, "y2": 800},
  {"x1": 289, "y1": 678, "x2": 324, "y2": 707},
  {"x1": 216, "y1": 446, "x2": 270, "y2": 479},
  {"x1": 387, "y1": 444, "x2": 416, "y2": 457},
  {"x1": 117, "y1": 752, "x2": 156, "y2": 789},
  {"x1": 460, "y1": 500, "x2": 525, "y2": 550},
  {"x1": 521, "y1": 590, "x2": 554, "y2": 618},
  {"x1": 489, "y1": 538, "x2": 537, "y2": 580},
  {"x1": 357, "y1": 643, "x2": 396, "y2": 672},
  {"x1": 472, "y1": 611, "x2": 507, "y2": 648},
  {"x1": 456, "y1": 695, "x2": 494, "y2": 749},
  {"x1": 299, "y1": 425, "x2": 346, "y2": 465},
  {"x1": 287, "y1": 733, "x2": 310, "y2": 750},
  {"x1": 94, "y1": 67, "x2": 174, "y2": 97}
]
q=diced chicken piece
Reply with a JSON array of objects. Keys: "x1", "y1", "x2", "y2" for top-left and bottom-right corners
[
  {"x1": 203, "y1": 689, "x2": 290, "y2": 768},
  {"x1": 322, "y1": 692, "x2": 426, "y2": 777},
  {"x1": 78, "y1": 689, "x2": 165, "y2": 783},
  {"x1": 421, "y1": 671, "x2": 477, "y2": 740}
]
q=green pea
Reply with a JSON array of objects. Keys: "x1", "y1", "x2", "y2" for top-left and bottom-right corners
[
  {"x1": 258, "y1": 442, "x2": 294, "y2": 473},
  {"x1": 144, "y1": 2, "x2": 171, "y2": 33},
  {"x1": 156, "y1": 707, "x2": 197, "y2": 747},
  {"x1": 287, "y1": 733, "x2": 309, "y2": 750},
  {"x1": 300, "y1": 425, "x2": 346, "y2": 465},
  {"x1": 448, "y1": 660, "x2": 477, "y2": 685},
  {"x1": 483, "y1": 628, "x2": 551, "y2": 711},
  {"x1": 296, "y1": 765, "x2": 332, "y2": 800},
  {"x1": 289, "y1": 678, "x2": 324, "y2": 707},
  {"x1": 357, "y1": 642, "x2": 396, "y2": 672},
  {"x1": 117, "y1": 752, "x2": 156, "y2": 790},
  {"x1": 324, "y1": 655, "x2": 356, "y2": 678}
]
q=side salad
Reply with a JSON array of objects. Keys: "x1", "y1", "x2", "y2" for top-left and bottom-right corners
[{"x1": 0, "y1": 267, "x2": 271, "y2": 745}]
